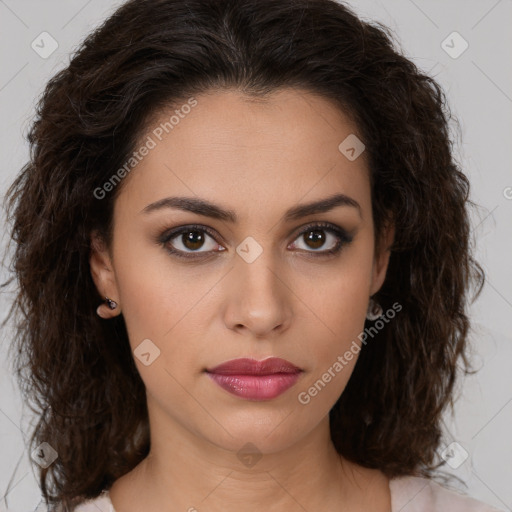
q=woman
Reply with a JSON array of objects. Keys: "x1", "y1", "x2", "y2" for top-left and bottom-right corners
[{"x1": 3, "y1": 0, "x2": 501, "y2": 510}]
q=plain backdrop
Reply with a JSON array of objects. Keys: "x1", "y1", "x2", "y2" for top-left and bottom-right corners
[{"x1": 0, "y1": 1, "x2": 511, "y2": 511}]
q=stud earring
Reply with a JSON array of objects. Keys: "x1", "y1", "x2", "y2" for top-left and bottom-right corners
[
  {"x1": 96, "y1": 296, "x2": 119, "y2": 318},
  {"x1": 366, "y1": 297, "x2": 383, "y2": 321},
  {"x1": 104, "y1": 297, "x2": 117, "y2": 310}
]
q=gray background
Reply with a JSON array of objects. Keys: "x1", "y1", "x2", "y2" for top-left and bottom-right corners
[{"x1": 0, "y1": 1, "x2": 511, "y2": 511}]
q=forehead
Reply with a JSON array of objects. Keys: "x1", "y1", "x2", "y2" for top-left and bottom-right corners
[{"x1": 116, "y1": 87, "x2": 371, "y2": 223}]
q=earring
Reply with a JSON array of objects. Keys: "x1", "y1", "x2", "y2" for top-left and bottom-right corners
[
  {"x1": 366, "y1": 297, "x2": 383, "y2": 321},
  {"x1": 96, "y1": 296, "x2": 119, "y2": 318},
  {"x1": 104, "y1": 297, "x2": 117, "y2": 310}
]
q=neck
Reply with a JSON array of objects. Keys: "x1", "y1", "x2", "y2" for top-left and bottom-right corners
[{"x1": 109, "y1": 401, "x2": 390, "y2": 512}]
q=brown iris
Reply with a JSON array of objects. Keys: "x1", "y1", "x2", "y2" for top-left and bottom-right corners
[
  {"x1": 304, "y1": 229, "x2": 326, "y2": 249},
  {"x1": 182, "y1": 230, "x2": 205, "y2": 250}
]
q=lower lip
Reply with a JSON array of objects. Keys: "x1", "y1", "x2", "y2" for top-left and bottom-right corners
[{"x1": 206, "y1": 372, "x2": 302, "y2": 400}]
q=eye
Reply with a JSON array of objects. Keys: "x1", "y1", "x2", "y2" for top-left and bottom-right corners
[
  {"x1": 288, "y1": 222, "x2": 353, "y2": 256},
  {"x1": 160, "y1": 224, "x2": 225, "y2": 260},
  {"x1": 158, "y1": 222, "x2": 353, "y2": 261}
]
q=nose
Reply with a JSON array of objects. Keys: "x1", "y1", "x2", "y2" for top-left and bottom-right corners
[{"x1": 222, "y1": 248, "x2": 293, "y2": 339}]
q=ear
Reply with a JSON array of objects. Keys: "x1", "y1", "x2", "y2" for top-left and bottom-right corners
[
  {"x1": 369, "y1": 220, "x2": 395, "y2": 296},
  {"x1": 89, "y1": 230, "x2": 120, "y2": 305}
]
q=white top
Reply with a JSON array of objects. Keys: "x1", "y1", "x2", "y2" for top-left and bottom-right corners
[{"x1": 69, "y1": 475, "x2": 504, "y2": 511}]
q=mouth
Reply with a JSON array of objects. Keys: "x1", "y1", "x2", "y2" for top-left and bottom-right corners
[{"x1": 205, "y1": 357, "x2": 303, "y2": 400}]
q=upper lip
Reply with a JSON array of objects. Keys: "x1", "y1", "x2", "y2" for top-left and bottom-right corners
[{"x1": 206, "y1": 357, "x2": 302, "y2": 375}]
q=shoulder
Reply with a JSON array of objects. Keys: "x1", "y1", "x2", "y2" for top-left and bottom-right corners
[{"x1": 390, "y1": 475, "x2": 504, "y2": 512}]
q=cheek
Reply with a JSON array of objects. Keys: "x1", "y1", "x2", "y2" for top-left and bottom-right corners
[
  {"x1": 296, "y1": 241, "x2": 374, "y2": 341},
  {"x1": 112, "y1": 253, "x2": 212, "y2": 416},
  {"x1": 293, "y1": 292, "x2": 368, "y2": 414},
  {"x1": 109, "y1": 236, "x2": 202, "y2": 380},
  {"x1": 291, "y1": 244, "x2": 374, "y2": 400},
  {"x1": 296, "y1": 275, "x2": 368, "y2": 376}
]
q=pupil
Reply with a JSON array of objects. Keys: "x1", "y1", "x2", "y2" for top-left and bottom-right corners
[
  {"x1": 183, "y1": 230, "x2": 204, "y2": 250},
  {"x1": 305, "y1": 230, "x2": 325, "y2": 249}
]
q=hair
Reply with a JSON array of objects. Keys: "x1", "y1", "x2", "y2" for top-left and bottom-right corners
[{"x1": 2, "y1": 0, "x2": 485, "y2": 510}]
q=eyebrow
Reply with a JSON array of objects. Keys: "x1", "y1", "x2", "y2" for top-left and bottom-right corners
[{"x1": 141, "y1": 193, "x2": 362, "y2": 222}]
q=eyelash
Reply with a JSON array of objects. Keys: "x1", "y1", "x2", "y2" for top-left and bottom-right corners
[{"x1": 158, "y1": 222, "x2": 353, "y2": 261}]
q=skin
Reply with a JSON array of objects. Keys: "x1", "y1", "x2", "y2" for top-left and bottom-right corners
[{"x1": 90, "y1": 87, "x2": 395, "y2": 512}]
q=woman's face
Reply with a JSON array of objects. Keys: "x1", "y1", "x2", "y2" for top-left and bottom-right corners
[{"x1": 91, "y1": 87, "x2": 393, "y2": 455}]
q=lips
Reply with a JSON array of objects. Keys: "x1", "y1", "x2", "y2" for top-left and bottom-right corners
[
  {"x1": 206, "y1": 357, "x2": 302, "y2": 375},
  {"x1": 205, "y1": 357, "x2": 303, "y2": 400}
]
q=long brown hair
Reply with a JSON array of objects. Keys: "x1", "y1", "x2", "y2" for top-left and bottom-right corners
[{"x1": 2, "y1": 0, "x2": 484, "y2": 510}]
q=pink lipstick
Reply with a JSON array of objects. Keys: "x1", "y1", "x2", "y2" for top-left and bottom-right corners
[{"x1": 205, "y1": 357, "x2": 303, "y2": 400}]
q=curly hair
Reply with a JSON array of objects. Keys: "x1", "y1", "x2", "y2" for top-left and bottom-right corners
[{"x1": 2, "y1": 0, "x2": 485, "y2": 510}]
